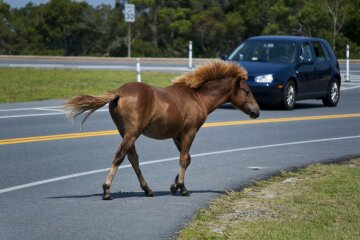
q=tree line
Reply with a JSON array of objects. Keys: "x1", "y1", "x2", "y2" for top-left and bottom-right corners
[{"x1": 0, "y1": 0, "x2": 359, "y2": 58}]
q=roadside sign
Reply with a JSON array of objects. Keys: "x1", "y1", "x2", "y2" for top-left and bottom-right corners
[{"x1": 124, "y1": 4, "x2": 135, "y2": 23}]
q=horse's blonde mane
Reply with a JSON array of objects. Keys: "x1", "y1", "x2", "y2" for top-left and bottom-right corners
[{"x1": 171, "y1": 60, "x2": 248, "y2": 88}]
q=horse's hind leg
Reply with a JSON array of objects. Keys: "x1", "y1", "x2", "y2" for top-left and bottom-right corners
[
  {"x1": 128, "y1": 146, "x2": 154, "y2": 197},
  {"x1": 171, "y1": 133, "x2": 195, "y2": 196},
  {"x1": 102, "y1": 135, "x2": 136, "y2": 200}
]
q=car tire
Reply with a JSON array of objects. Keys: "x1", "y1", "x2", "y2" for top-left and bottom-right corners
[
  {"x1": 282, "y1": 81, "x2": 296, "y2": 110},
  {"x1": 322, "y1": 79, "x2": 340, "y2": 107}
]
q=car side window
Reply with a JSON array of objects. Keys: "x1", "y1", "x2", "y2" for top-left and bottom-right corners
[
  {"x1": 311, "y1": 41, "x2": 329, "y2": 62},
  {"x1": 320, "y1": 42, "x2": 331, "y2": 61},
  {"x1": 300, "y1": 43, "x2": 313, "y2": 62}
]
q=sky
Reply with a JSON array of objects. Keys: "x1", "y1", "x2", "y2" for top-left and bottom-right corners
[{"x1": 3, "y1": 0, "x2": 116, "y2": 8}]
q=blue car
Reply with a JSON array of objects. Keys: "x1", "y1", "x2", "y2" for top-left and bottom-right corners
[{"x1": 223, "y1": 36, "x2": 341, "y2": 109}]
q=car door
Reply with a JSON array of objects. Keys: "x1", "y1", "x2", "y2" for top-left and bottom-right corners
[
  {"x1": 311, "y1": 41, "x2": 332, "y2": 95},
  {"x1": 296, "y1": 42, "x2": 317, "y2": 98}
]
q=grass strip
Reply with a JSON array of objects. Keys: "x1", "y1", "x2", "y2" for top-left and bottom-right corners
[
  {"x1": 177, "y1": 159, "x2": 360, "y2": 240},
  {"x1": 0, "y1": 68, "x2": 178, "y2": 103}
]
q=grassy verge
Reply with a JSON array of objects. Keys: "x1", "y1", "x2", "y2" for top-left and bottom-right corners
[
  {"x1": 0, "y1": 68, "x2": 178, "y2": 103},
  {"x1": 177, "y1": 159, "x2": 360, "y2": 240}
]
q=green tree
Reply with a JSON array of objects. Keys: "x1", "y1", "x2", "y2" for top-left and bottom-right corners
[
  {"x1": 0, "y1": 1, "x2": 13, "y2": 54},
  {"x1": 1, "y1": 0, "x2": 360, "y2": 58},
  {"x1": 189, "y1": 4, "x2": 226, "y2": 56}
]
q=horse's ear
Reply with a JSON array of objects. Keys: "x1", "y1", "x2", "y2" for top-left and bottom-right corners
[
  {"x1": 233, "y1": 77, "x2": 241, "y2": 96},
  {"x1": 234, "y1": 73, "x2": 245, "y2": 87}
]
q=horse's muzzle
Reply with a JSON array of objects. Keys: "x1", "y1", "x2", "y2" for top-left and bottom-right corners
[{"x1": 248, "y1": 108, "x2": 260, "y2": 119}]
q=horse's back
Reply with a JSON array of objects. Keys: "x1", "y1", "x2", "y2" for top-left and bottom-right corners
[
  {"x1": 113, "y1": 82, "x2": 205, "y2": 139},
  {"x1": 113, "y1": 82, "x2": 182, "y2": 139},
  {"x1": 117, "y1": 82, "x2": 182, "y2": 112}
]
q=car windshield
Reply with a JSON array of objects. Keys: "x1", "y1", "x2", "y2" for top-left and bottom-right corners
[{"x1": 228, "y1": 40, "x2": 297, "y2": 64}]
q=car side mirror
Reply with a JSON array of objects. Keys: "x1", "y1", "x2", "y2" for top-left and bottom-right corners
[{"x1": 220, "y1": 54, "x2": 228, "y2": 61}]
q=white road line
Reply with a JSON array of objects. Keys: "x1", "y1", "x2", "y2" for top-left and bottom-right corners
[
  {"x1": 0, "y1": 112, "x2": 64, "y2": 119},
  {"x1": 0, "y1": 106, "x2": 63, "y2": 112},
  {"x1": 33, "y1": 108, "x2": 64, "y2": 112},
  {"x1": 0, "y1": 108, "x2": 108, "y2": 119},
  {"x1": 340, "y1": 70, "x2": 360, "y2": 73},
  {"x1": 1, "y1": 134, "x2": 359, "y2": 195},
  {"x1": 341, "y1": 85, "x2": 360, "y2": 91},
  {"x1": 342, "y1": 82, "x2": 360, "y2": 85}
]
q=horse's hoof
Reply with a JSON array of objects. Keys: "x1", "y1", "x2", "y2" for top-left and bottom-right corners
[
  {"x1": 145, "y1": 190, "x2": 155, "y2": 197},
  {"x1": 102, "y1": 194, "x2": 112, "y2": 200},
  {"x1": 181, "y1": 190, "x2": 190, "y2": 197},
  {"x1": 170, "y1": 184, "x2": 178, "y2": 195},
  {"x1": 102, "y1": 184, "x2": 112, "y2": 200}
]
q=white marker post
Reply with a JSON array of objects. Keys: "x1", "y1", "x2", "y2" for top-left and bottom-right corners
[
  {"x1": 345, "y1": 45, "x2": 350, "y2": 82},
  {"x1": 188, "y1": 41, "x2": 193, "y2": 69},
  {"x1": 136, "y1": 58, "x2": 141, "y2": 82}
]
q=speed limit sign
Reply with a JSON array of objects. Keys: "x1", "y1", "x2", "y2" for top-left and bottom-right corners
[{"x1": 124, "y1": 4, "x2": 135, "y2": 22}]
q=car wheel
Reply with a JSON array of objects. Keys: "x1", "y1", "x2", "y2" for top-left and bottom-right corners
[
  {"x1": 322, "y1": 79, "x2": 340, "y2": 107},
  {"x1": 282, "y1": 81, "x2": 296, "y2": 110}
]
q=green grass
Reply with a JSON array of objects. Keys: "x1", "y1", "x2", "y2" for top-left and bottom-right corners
[
  {"x1": 177, "y1": 159, "x2": 360, "y2": 240},
  {"x1": 0, "y1": 68, "x2": 178, "y2": 103}
]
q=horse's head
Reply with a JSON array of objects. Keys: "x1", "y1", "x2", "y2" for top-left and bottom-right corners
[{"x1": 230, "y1": 79, "x2": 260, "y2": 119}]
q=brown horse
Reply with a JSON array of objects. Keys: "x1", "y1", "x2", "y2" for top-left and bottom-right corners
[{"x1": 65, "y1": 60, "x2": 260, "y2": 200}]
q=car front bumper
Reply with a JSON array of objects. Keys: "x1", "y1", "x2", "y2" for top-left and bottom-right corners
[{"x1": 247, "y1": 81, "x2": 285, "y2": 105}]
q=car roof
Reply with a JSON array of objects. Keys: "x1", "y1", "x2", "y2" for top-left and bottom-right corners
[{"x1": 247, "y1": 35, "x2": 324, "y2": 43}]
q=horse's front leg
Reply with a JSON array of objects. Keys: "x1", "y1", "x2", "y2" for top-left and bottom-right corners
[
  {"x1": 171, "y1": 153, "x2": 191, "y2": 196},
  {"x1": 171, "y1": 132, "x2": 195, "y2": 196},
  {"x1": 170, "y1": 138, "x2": 181, "y2": 195}
]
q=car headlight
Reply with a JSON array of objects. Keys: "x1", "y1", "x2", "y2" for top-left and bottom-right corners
[{"x1": 255, "y1": 74, "x2": 273, "y2": 83}]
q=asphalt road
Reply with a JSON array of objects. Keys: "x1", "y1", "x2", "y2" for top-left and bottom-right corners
[{"x1": 1, "y1": 84, "x2": 360, "y2": 239}]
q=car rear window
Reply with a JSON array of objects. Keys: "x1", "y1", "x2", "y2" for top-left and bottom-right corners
[{"x1": 312, "y1": 41, "x2": 330, "y2": 62}]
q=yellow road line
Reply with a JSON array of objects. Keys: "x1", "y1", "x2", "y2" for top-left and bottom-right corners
[
  {"x1": 203, "y1": 113, "x2": 360, "y2": 127},
  {"x1": 0, "y1": 130, "x2": 118, "y2": 145},
  {"x1": 1, "y1": 113, "x2": 360, "y2": 146}
]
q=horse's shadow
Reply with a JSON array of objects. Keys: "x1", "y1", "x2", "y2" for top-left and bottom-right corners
[{"x1": 48, "y1": 190, "x2": 223, "y2": 200}]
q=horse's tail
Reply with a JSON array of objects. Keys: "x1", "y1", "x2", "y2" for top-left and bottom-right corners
[{"x1": 64, "y1": 90, "x2": 119, "y2": 127}]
